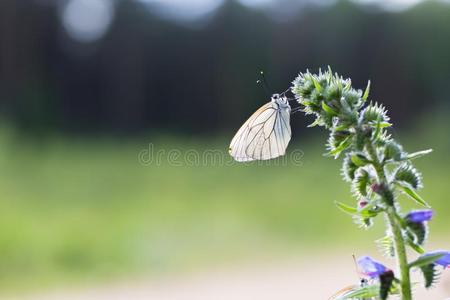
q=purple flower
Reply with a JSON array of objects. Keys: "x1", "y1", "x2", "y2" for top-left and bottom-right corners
[
  {"x1": 358, "y1": 199, "x2": 368, "y2": 208},
  {"x1": 422, "y1": 250, "x2": 450, "y2": 268},
  {"x1": 406, "y1": 209, "x2": 433, "y2": 223},
  {"x1": 358, "y1": 256, "x2": 389, "y2": 278},
  {"x1": 371, "y1": 183, "x2": 384, "y2": 194}
]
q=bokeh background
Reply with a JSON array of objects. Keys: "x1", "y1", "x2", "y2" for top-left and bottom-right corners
[{"x1": 1, "y1": 0, "x2": 449, "y2": 298}]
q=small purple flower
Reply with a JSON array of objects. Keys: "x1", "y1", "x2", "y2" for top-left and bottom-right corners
[
  {"x1": 406, "y1": 209, "x2": 433, "y2": 223},
  {"x1": 358, "y1": 256, "x2": 389, "y2": 278},
  {"x1": 358, "y1": 199, "x2": 368, "y2": 208},
  {"x1": 422, "y1": 250, "x2": 450, "y2": 268},
  {"x1": 371, "y1": 183, "x2": 384, "y2": 194}
]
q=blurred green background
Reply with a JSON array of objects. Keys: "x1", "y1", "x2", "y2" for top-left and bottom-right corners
[{"x1": 0, "y1": 0, "x2": 449, "y2": 296}]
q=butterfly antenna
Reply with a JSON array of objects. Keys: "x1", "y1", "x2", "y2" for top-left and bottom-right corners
[
  {"x1": 352, "y1": 254, "x2": 361, "y2": 279},
  {"x1": 256, "y1": 70, "x2": 272, "y2": 96},
  {"x1": 280, "y1": 86, "x2": 292, "y2": 96}
]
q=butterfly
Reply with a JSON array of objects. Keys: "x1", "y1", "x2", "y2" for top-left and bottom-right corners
[
  {"x1": 329, "y1": 255, "x2": 372, "y2": 300},
  {"x1": 229, "y1": 93, "x2": 292, "y2": 162},
  {"x1": 328, "y1": 278, "x2": 369, "y2": 300}
]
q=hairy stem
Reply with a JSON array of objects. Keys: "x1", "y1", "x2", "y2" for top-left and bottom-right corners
[
  {"x1": 386, "y1": 208, "x2": 412, "y2": 300},
  {"x1": 367, "y1": 143, "x2": 412, "y2": 300}
]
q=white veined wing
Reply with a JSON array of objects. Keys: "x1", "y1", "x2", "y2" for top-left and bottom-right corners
[{"x1": 229, "y1": 94, "x2": 291, "y2": 162}]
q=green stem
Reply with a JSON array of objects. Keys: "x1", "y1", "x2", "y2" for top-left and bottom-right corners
[
  {"x1": 366, "y1": 143, "x2": 412, "y2": 300},
  {"x1": 386, "y1": 207, "x2": 412, "y2": 300}
]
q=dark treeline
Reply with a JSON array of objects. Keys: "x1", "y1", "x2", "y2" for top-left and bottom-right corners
[{"x1": 0, "y1": 0, "x2": 449, "y2": 136}]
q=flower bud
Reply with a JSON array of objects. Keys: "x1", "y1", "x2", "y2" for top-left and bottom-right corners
[
  {"x1": 384, "y1": 141, "x2": 403, "y2": 161},
  {"x1": 371, "y1": 183, "x2": 394, "y2": 206},
  {"x1": 394, "y1": 163, "x2": 423, "y2": 190},
  {"x1": 324, "y1": 84, "x2": 342, "y2": 102},
  {"x1": 342, "y1": 89, "x2": 362, "y2": 108},
  {"x1": 352, "y1": 169, "x2": 370, "y2": 198},
  {"x1": 327, "y1": 129, "x2": 352, "y2": 156},
  {"x1": 359, "y1": 199, "x2": 369, "y2": 208},
  {"x1": 360, "y1": 102, "x2": 390, "y2": 124},
  {"x1": 342, "y1": 154, "x2": 358, "y2": 182},
  {"x1": 371, "y1": 183, "x2": 383, "y2": 194}
]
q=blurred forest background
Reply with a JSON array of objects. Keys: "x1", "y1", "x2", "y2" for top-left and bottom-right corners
[
  {"x1": 2, "y1": 0, "x2": 450, "y2": 135},
  {"x1": 0, "y1": 0, "x2": 450, "y2": 297}
]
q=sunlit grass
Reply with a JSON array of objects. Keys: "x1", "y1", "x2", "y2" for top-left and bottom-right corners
[{"x1": 0, "y1": 124, "x2": 448, "y2": 293}]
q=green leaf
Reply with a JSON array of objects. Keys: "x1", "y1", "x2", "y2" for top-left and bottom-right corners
[
  {"x1": 406, "y1": 149, "x2": 433, "y2": 160},
  {"x1": 369, "y1": 121, "x2": 392, "y2": 128},
  {"x1": 420, "y1": 264, "x2": 440, "y2": 288},
  {"x1": 407, "y1": 239, "x2": 425, "y2": 254},
  {"x1": 358, "y1": 204, "x2": 380, "y2": 218},
  {"x1": 409, "y1": 253, "x2": 446, "y2": 269},
  {"x1": 341, "y1": 154, "x2": 358, "y2": 182},
  {"x1": 352, "y1": 168, "x2": 370, "y2": 198},
  {"x1": 336, "y1": 78, "x2": 343, "y2": 95},
  {"x1": 307, "y1": 118, "x2": 323, "y2": 127},
  {"x1": 302, "y1": 100, "x2": 315, "y2": 106},
  {"x1": 312, "y1": 76, "x2": 322, "y2": 92},
  {"x1": 379, "y1": 122, "x2": 392, "y2": 128},
  {"x1": 396, "y1": 182, "x2": 430, "y2": 208},
  {"x1": 339, "y1": 98, "x2": 352, "y2": 115},
  {"x1": 370, "y1": 117, "x2": 392, "y2": 143},
  {"x1": 350, "y1": 153, "x2": 370, "y2": 167},
  {"x1": 372, "y1": 118, "x2": 382, "y2": 142},
  {"x1": 335, "y1": 201, "x2": 357, "y2": 215},
  {"x1": 322, "y1": 101, "x2": 338, "y2": 116},
  {"x1": 362, "y1": 80, "x2": 371, "y2": 102},
  {"x1": 333, "y1": 124, "x2": 350, "y2": 132},
  {"x1": 326, "y1": 136, "x2": 351, "y2": 158}
]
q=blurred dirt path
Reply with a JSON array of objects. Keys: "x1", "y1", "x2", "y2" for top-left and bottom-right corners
[{"x1": 10, "y1": 254, "x2": 450, "y2": 300}]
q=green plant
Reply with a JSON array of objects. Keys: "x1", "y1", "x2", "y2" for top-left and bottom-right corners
[{"x1": 291, "y1": 68, "x2": 449, "y2": 300}]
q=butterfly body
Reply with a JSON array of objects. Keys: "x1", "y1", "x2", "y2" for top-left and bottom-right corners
[{"x1": 229, "y1": 94, "x2": 291, "y2": 162}]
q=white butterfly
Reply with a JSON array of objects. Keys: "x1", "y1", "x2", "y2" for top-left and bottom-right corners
[
  {"x1": 328, "y1": 279, "x2": 369, "y2": 300},
  {"x1": 229, "y1": 93, "x2": 292, "y2": 162}
]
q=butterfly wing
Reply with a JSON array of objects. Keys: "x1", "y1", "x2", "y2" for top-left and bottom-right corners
[
  {"x1": 328, "y1": 285, "x2": 358, "y2": 300},
  {"x1": 229, "y1": 101, "x2": 291, "y2": 162}
]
